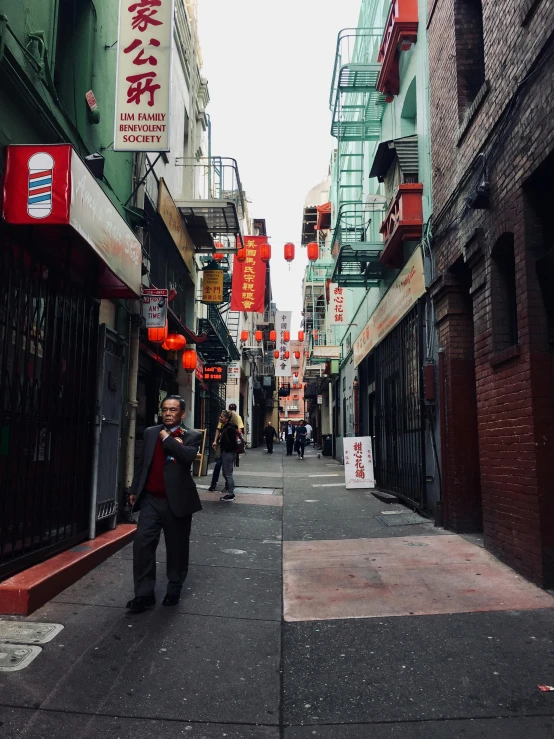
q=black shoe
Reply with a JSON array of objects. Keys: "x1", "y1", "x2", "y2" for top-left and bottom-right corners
[
  {"x1": 162, "y1": 593, "x2": 180, "y2": 606},
  {"x1": 220, "y1": 492, "x2": 235, "y2": 502},
  {"x1": 126, "y1": 595, "x2": 155, "y2": 612},
  {"x1": 208, "y1": 485, "x2": 217, "y2": 491}
]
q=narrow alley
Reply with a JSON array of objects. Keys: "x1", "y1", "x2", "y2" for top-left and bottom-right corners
[{"x1": 2, "y1": 444, "x2": 554, "y2": 738}]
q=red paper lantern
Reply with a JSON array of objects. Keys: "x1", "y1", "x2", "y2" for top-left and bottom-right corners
[
  {"x1": 298, "y1": 383, "x2": 303, "y2": 389},
  {"x1": 165, "y1": 333, "x2": 187, "y2": 351},
  {"x1": 313, "y1": 330, "x2": 319, "y2": 339},
  {"x1": 307, "y1": 241, "x2": 319, "y2": 261},
  {"x1": 294, "y1": 371, "x2": 299, "y2": 377},
  {"x1": 255, "y1": 330, "x2": 263, "y2": 342},
  {"x1": 181, "y1": 349, "x2": 197, "y2": 372},
  {"x1": 298, "y1": 330, "x2": 305, "y2": 342},
  {"x1": 269, "y1": 330, "x2": 277, "y2": 342},
  {"x1": 283, "y1": 330, "x2": 290, "y2": 342},
  {"x1": 294, "y1": 350, "x2": 300, "y2": 359},
  {"x1": 273, "y1": 350, "x2": 280, "y2": 359},
  {"x1": 213, "y1": 253, "x2": 224, "y2": 261},
  {"x1": 237, "y1": 248, "x2": 247, "y2": 262},
  {"x1": 284, "y1": 351, "x2": 290, "y2": 359},
  {"x1": 293, "y1": 383, "x2": 297, "y2": 389},
  {"x1": 305, "y1": 350, "x2": 309, "y2": 358},
  {"x1": 240, "y1": 330, "x2": 249, "y2": 342},
  {"x1": 161, "y1": 341, "x2": 170, "y2": 351},
  {"x1": 148, "y1": 322, "x2": 168, "y2": 344},
  {"x1": 284, "y1": 242, "x2": 295, "y2": 262},
  {"x1": 260, "y1": 243, "x2": 271, "y2": 262}
]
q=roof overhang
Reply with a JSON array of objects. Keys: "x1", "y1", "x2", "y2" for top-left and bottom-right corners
[
  {"x1": 369, "y1": 135, "x2": 419, "y2": 182},
  {"x1": 175, "y1": 199, "x2": 243, "y2": 252}
]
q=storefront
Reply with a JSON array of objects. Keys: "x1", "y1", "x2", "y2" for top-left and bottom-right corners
[{"x1": 0, "y1": 145, "x2": 142, "y2": 578}]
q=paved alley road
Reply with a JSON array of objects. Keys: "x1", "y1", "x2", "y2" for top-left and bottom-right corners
[{"x1": 2, "y1": 444, "x2": 554, "y2": 737}]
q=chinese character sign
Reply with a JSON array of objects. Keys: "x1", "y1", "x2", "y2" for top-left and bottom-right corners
[
  {"x1": 329, "y1": 283, "x2": 348, "y2": 326},
  {"x1": 142, "y1": 288, "x2": 168, "y2": 327},
  {"x1": 114, "y1": 0, "x2": 174, "y2": 151},
  {"x1": 230, "y1": 236, "x2": 266, "y2": 313},
  {"x1": 343, "y1": 437, "x2": 375, "y2": 489},
  {"x1": 203, "y1": 365, "x2": 228, "y2": 383},
  {"x1": 202, "y1": 270, "x2": 224, "y2": 304},
  {"x1": 274, "y1": 310, "x2": 292, "y2": 377}
]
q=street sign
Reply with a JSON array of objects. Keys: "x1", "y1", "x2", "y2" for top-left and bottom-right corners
[{"x1": 141, "y1": 288, "x2": 168, "y2": 328}]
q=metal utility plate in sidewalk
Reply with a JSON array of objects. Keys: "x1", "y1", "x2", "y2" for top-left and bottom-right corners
[
  {"x1": 0, "y1": 644, "x2": 42, "y2": 672},
  {"x1": 375, "y1": 512, "x2": 428, "y2": 526},
  {"x1": 234, "y1": 486, "x2": 274, "y2": 495},
  {"x1": 0, "y1": 620, "x2": 64, "y2": 644}
]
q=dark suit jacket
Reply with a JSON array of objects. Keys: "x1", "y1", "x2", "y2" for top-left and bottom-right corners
[{"x1": 130, "y1": 424, "x2": 203, "y2": 518}]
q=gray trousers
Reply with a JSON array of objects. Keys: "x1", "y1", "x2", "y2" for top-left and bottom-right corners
[
  {"x1": 133, "y1": 493, "x2": 193, "y2": 598},
  {"x1": 221, "y1": 451, "x2": 235, "y2": 493}
]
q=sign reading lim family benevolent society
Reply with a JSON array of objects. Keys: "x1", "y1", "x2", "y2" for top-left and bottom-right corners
[{"x1": 114, "y1": 0, "x2": 174, "y2": 151}]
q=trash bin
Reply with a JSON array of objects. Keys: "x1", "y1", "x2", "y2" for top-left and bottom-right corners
[{"x1": 322, "y1": 434, "x2": 333, "y2": 457}]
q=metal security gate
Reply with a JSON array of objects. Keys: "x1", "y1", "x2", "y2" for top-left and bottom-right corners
[
  {"x1": 374, "y1": 303, "x2": 425, "y2": 508},
  {"x1": 0, "y1": 235, "x2": 99, "y2": 578}
]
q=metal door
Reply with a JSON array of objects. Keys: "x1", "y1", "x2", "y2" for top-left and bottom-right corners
[{"x1": 92, "y1": 326, "x2": 125, "y2": 531}]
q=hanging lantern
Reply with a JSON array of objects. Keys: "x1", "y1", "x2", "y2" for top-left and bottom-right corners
[
  {"x1": 148, "y1": 322, "x2": 168, "y2": 344},
  {"x1": 284, "y1": 242, "x2": 295, "y2": 262},
  {"x1": 293, "y1": 383, "x2": 297, "y2": 389},
  {"x1": 161, "y1": 341, "x2": 170, "y2": 351},
  {"x1": 255, "y1": 330, "x2": 263, "y2": 342},
  {"x1": 313, "y1": 330, "x2": 319, "y2": 340},
  {"x1": 273, "y1": 350, "x2": 280, "y2": 359},
  {"x1": 294, "y1": 371, "x2": 299, "y2": 377},
  {"x1": 305, "y1": 350, "x2": 309, "y2": 358},
  {"x1": 307, "y1": 241, "x2": 319, "y2": 261},
  {"x1": 165, "y1": 333, "x2": 187, "y2": 351},
  {"x1": 298, "y1": 383, "x2": 303, "y2": 389},
  {"x1": 181, "y1": 349, "x2": 197, "y2": 372},
  {"x1": 294, "y1": 350, "x2": 301, "y2": 359},
  {"x1": 298, "y1": 330, "x2": 305, "y2": 342},
  {"x1": 283, "y1": 330, "x2": 290, "y2": 342},
  {"x1": 212, "y1": 253, "x2": 225, "y2": 261},
  {"x1": 237, "y1": 248, "x2": 247, "y2": 262},
  {"x1": 260, "y1": 242, "x2": 271, "y2": 262},
  {"x1": 284, "y1": 351, "x2": 290, "y2": 359},
  {"x1": 269, "y1": 330, "x2": 277, "y2": 342},
  {"x1": 240, "y1": 330, "x2": 249, "y2": 342}
]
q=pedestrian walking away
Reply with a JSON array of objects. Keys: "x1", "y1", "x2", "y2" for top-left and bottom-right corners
[
  {"x1": 295, "y1": 419, "x2": 307, "y2": 459},
  {"x1": 208, "y1": 403, "x2": 244, "y2": 491},
  {"x1": 285, "y1": 421, "x2": 295, "y2": 456},
  {"x1": 126, "y1": 395, "x2": 202, "y2": 612},
  {"x1": 218, "y1": 409, "x2": 238, "y2": 501},
  {"x1": 264, "y1": 420, "x2": 277, "y2": 453}
]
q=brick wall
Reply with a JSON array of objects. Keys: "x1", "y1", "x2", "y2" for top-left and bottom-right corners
[{"x1": 428, "y1": 0, "x2": 554, "y2": 584}]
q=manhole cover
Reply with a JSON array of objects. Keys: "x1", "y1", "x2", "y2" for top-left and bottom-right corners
[
  {"x1": 0, "y1": 644, "x2": 42, "y2": 672},
  {"x1": 375, "y1": 513, "x2": 429, "y2": 527},
  {"x1": 0, "y1": 621, "x2": 64, "y2": 644}
]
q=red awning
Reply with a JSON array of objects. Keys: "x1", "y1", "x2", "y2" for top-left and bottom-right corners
[{"x1": 316, "y1": 202, "x2": 332, "y2": 231}]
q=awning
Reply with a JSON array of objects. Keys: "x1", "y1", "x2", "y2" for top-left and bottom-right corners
[
  {"x1": 2, "y1": 145, "x2": 142, "y2": 298},
  {"x1": 369, "y1": 135, "x2": 419, "y2": 182},
  {"x1": 175, "y1": 199, "x2": 243, "y2": 252},
  {"x1": 316, "y1": 202, "x2": 332, "y2": 231}
]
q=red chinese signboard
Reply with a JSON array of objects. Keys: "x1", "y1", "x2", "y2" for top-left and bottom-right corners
[
  {"x1": 203, "y1": 365, "x2": 228, "y2": 383},
  {"x1": 114, "y1": 0, "x2": 174, "y2": 151},
  {"x1": 230, "y1": 236, "x2": 266, "y2": 313}
]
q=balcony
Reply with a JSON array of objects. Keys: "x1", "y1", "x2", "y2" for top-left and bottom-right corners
[
  {"x1": 377, "y1": 0, "x2": 419, "y2": 103},
  {"x1": 379, "y1": 184, "x2": 423, "y2": 268}
]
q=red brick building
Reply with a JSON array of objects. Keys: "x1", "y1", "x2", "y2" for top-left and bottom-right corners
[{"x1": 427, "y1": 0, "x2": 554, "y2": 584}]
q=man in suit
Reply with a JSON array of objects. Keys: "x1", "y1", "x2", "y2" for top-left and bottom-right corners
[
  {"x1": 285, "y1": 422, "x2": 295, "y2": 456},
  {"x1": 126, "y1": 395, "x2": 202, "y2": 612}
]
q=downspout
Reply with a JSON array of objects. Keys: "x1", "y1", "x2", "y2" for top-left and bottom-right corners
[{"x1": 438, "y1": 348, "x2": 448, "y2": 527}]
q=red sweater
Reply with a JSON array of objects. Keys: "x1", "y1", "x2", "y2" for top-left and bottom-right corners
[{"x1": 145, "y1": 429, "x2": 180, "y2": 498}]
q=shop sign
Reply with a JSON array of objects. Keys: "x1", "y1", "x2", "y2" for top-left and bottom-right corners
[
  {"x1": 353, "y1": 247, "x2": 425, "y2": 367},
  {"x1": 114, "y1": 0, "x2": 174, "y2": 151},
  {"x1": 230, "y1": 236, "x2": 266, "y2": 313},
  {"x1": 317, "y1": 394, "x2": 323, "y2": 405},
  {"x1": 157, "y1": 178, "x2": 194, "y2": 273},
  {"x1": 203, "y1": 365, "x2": 228, "y2": 383},
  {"x1": 228, "y1": 362, "x2": 241, "y2": 379},
  {"x1": 141, "y1": 288, "x2": 168, "y2": 327},
  {"x1": 202, "y1": 270, "x2": 224, "y2": 303},
  {"x1": 2, "y1": 145, "x2": 142, "y2": 297},
  {"x1": 329, "y1": 283, "x2": 348, "y2": 325},
  {"x1": 195, "y1": 355, "x2": 204, "y2": 382},
  {"x1": 312, "y1": 345, "x2": 341, "y2": 360},
  {"x1": 343, "y1": 437, "x2": 375, "y2": 489},
  {"x1": 274, "y1": 310, "x2": 292, "y2": 377}
]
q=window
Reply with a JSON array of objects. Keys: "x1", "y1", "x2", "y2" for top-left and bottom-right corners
[
  {"x1": 491, "y1": 233, "x2": 518, "y2": 350},
  {"x1": 455, "y1": 0, "x2": 485, "y2": 120}
]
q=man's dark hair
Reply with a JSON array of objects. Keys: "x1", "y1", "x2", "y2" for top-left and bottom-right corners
[{"x1": 162, "y1": 395, "x2": 186, "y2": 411}]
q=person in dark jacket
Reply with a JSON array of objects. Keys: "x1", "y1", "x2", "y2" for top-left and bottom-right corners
[
  {"x1": 264, "y1": 421, "x2": 277, "y2": 453},
  {"x1": 285, "y1": 421, "x2": 295, "y2": 456},
  {"x1": 219, "y1": 410, "x2": 238, "y2": 502},
  {"x1": 295, "y1": 419, "x2": 307, "y2": 459},
  {"x1": 127, "y1": 395, "x2": 202, "y2": 612}
]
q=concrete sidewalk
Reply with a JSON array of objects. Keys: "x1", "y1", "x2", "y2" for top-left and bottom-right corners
[{"x1": 1, "y1": 444, "x2": 554, "y2": 737}]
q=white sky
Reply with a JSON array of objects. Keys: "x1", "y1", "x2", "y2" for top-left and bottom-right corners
[{"x1": 197, "y1": 0, "x2": 362, "y2": 331}]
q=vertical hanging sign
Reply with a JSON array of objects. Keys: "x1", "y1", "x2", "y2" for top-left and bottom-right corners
[
  {"x1": 329, "y1": 283, "x2": 348, "y2": 326},
  {"x1": 274, "y1": 311, "x2": 292, "y2": 377},
  {"x1": 230, "y1": 236, "x2": 266, "y2": 313},
  {"x1": 114, "y1": 0, "x2": 174, "y2": 151}
]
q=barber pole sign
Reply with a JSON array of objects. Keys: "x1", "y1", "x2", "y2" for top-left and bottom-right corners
[{"x1": 114, "y1": 0, "x2": 174, "y2": 151}]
